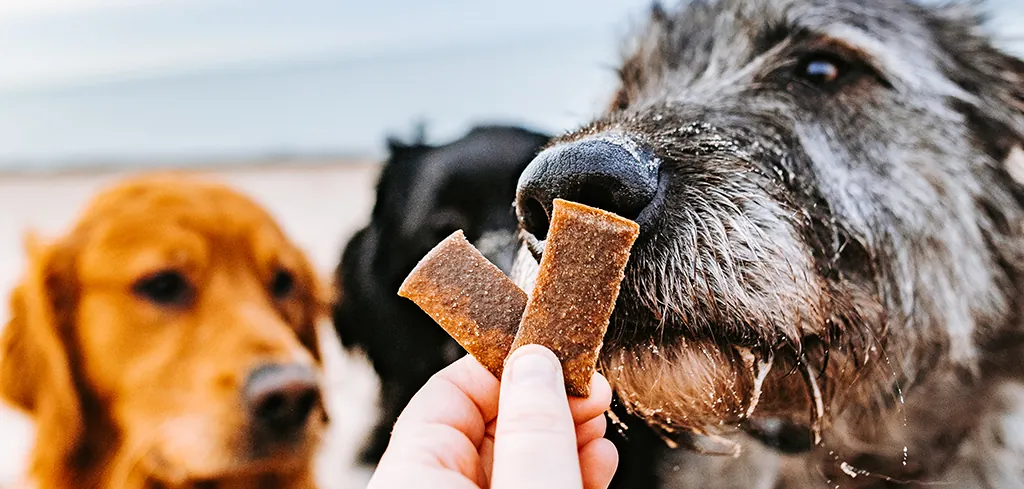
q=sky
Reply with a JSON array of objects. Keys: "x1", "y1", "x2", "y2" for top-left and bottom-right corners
[
  {"x1": 0, "y1": 0, "x2": 161, "y2": 16},
  {"x1": 0, "y1": 0, "x2": 1020, "y2": 92},
  {"x1": 0, "y1": 0, "x2": 654, "y2": 91},
  {"x1": 0, "y1": 0, "x2": 1020, "y2": 167}
]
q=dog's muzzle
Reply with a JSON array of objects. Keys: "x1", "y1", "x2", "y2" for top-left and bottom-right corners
[{"x1": 244, "y1": 363, "x2": 321, "y2": 445}]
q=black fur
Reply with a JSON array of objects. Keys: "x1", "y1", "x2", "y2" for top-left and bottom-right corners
[{"x1": 332, "y1": 125, "x2": 549, "y2": 463}]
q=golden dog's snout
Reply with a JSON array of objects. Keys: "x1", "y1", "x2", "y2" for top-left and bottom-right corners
[{"x1": 243, "y1": 363, "x2": 321, "y2": 441}]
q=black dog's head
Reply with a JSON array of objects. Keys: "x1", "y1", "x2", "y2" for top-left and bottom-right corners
[
  {"x1": 513, "y1": 0, "x2": 1024, "y2": 459},
  {"x1": 333, "y1": 125, "x2": 549, "y2": 462},
  {"x1": 368, "y1": 126, "x2": 551, "y2": 278}
]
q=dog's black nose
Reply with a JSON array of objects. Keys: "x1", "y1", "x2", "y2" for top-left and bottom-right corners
[
  {"x1": 516, "y1": 137, "x2": 659, "y2": 239},
  {"x1": 244, "y1": 363, "x2": 320, "y2": 438}
]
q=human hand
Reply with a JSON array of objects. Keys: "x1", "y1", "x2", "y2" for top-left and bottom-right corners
[{"x1": 366, "y1": 344, "x2": 619, "y2": 489}]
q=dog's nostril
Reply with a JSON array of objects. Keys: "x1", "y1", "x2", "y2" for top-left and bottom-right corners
[
  {"x1": 576, "y1": 181, "x2": 621, "y2": 218},
  {"x1": 255, "y1": 392, "x2": 287, "y2": 421},
  {"x1": 295, "y1": 391, "x2": 318, "y2": 420},
  {"x1": 245, "y1": 363, "x2": 321, "y2": 438},
  {"x1": 515, "y1": 137, "x2": 660, "y2": 237},
  {"x1": 519, "y1": 196, "x2": 551, "y2": 240}
]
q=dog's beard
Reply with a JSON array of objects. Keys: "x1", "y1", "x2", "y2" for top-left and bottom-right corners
[
  {"x1": 510, "y1": 179, "x2": 877, "y2": 453},
  {"x1": 601, "y1": 338, "x2": 762, "y2": 454}
]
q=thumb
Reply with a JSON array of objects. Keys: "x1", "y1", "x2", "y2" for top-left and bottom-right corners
[{"x1": 490, "y1": 345, "x2": 583, "y2": 489}]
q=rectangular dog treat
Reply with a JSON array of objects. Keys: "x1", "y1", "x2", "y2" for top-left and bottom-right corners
[
  {"x1": 398, "y1": 231, "x2": 527, "y2": 378},
  {"x1": 509, "y1": 199, "x2": 639, "y2": 397}
]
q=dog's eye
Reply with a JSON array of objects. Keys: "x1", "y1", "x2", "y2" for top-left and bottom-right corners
[
  {"x1": 133, "y1": 271, "x2": 192, "y2": 306},
  {"x1": 789, "y1": 48, "x2": 890, "y2": 92},
  {"x1": 796, "y1": 55, "x2": 846, "y2": 85},
  {"x1": 270, "y1": 269, "x2": 295, "y2": 299}
]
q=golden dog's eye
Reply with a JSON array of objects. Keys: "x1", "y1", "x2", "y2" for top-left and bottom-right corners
[
  {"x1": 270, "y1": 269, "x2": 295, "y2": 299},
  {"x1": 133, "y1": 271, "x2": 193, "y2": 306}
]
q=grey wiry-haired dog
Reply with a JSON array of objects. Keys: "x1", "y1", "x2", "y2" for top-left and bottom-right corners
[{"x1": 511, "y1": 0, "x2": 1024, "y2": 487}]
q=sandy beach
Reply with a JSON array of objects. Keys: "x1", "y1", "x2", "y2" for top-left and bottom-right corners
[{"x1": 0, "y1": 162, "x2": 385, "y2": 488}]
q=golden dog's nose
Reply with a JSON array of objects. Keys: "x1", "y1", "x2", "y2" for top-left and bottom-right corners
[{"x1": 244, "y1": 363, "x2": 321, "y2": 439}]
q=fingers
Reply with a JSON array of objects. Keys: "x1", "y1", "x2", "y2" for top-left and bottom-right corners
[
  {"x1": 390, "y1": 354, "x2": 500, "y2": 446},
  {"x1": 373, "y1": 355, "x2": 500, "y2": 486},
  {"x1": 375, "y1": 347, "x2": 619, "y2": 489},
  {"x1": 491, "y1": 345, "x2": 584, "y2": 489},
  {"x1": 569, "y1": 372, "x2": 612, "y2": 424},
  {"x1": 486, "y1": 372, "x2": 612, "y2": 438},
  {"x1": 575, "y1": 415, "x2": 607, "y2": 447},
  {"x1": 580, "y1": 438, "x2": 619, "y2": 489},
  {"x1": 368, "y1": 463, "x2": 480, "y2": 489},
  {"x1": 478, "y1": 434, "x2": 495, "y2": 485},
  {"x1": 485, "y1": 408, "x2": 608, "y2": 448},
  {"x1": 483, "y1": 414, "x2": 612, "y2": 486}
]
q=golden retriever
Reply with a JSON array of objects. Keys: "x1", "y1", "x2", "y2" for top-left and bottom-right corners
[{"x1": 0, "y1": 174, "x2": 327, "y2": 489}]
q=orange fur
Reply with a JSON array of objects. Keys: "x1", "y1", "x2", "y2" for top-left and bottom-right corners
[{"x1": 0, "y1": 174, "x2": 327, "y2": 489}]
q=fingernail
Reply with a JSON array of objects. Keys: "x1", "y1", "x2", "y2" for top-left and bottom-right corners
[{"x1": 505, "y1": 346, "x2": 561, "y2": 390}]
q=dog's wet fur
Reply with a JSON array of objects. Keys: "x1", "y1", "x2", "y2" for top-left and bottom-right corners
[
  {"x1": 332, "y1": 125, "x2": 549, "y2": 464},
  {"x1": 510, "y1": 0, "x2": 1024, "y2": 487}
]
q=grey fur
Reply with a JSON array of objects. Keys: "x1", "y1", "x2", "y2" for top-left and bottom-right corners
[{"x1": 513, "y1": 0, "x2": 1024, "y2": 486}]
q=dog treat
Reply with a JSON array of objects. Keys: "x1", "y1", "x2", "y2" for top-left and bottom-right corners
[
  {"x1": 509, "y1": 199, "x2": 640, "y2": 397},
  {"x1": 398, "y1": 231, "x2": 527, "y2": 378}
]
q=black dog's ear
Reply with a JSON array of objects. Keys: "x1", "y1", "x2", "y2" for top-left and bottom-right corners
[
  {"x1": 410, "y1": 120, "x2": 428, "y2": 145},
  {"x1": 374, "y1": 128, "x2": 436, "y2": 226},
  {"x1": 385, "y1": 136, "x2": 412, "y2": 155},
  {"x1": 385, "y1": 120, "x2": 430, "y2": 155}
]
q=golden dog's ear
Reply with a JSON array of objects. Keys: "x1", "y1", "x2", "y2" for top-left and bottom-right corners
[
  {"x1": 0, "y1": 235, "x2": 82, "y2": 473},
  {"x1": 296, "y1": 264, "x2": 330, "y2": 363}
]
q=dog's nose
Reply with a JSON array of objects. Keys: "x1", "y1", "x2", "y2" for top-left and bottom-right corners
[
  {"x1": 244, "y1": 363, "x2": 321, "y2": 438},
  {"x1": 516, "y1": 137, "x2": 659, "y2": 238}
]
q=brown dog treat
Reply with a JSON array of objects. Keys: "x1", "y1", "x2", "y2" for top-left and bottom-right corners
[
  {"x1": 509, "y1": 199, "x2": 640, "y2": 397},
  {"x1": 398, "y1": 231, "x2": 527, "y2": 378}
]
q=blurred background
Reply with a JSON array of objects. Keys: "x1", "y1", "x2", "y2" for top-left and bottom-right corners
[
  {"x1": 0, "y1": 0, "x2": 658, "y2": 167},
  {"x1": 0, "y1": 0, "x2": 1021, "y2": 487},
  {"x1": 0, "y1": 1, "x2": 658, "y2": 487},
  {"x1": 1, "y1": 0, "x2": 1020, "y2": 168}
]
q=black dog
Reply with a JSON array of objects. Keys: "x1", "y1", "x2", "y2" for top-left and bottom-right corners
[{"x1": 332, "y1": 125, "x2": 549, "y2": 464}]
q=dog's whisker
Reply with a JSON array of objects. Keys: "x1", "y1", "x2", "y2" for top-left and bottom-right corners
[
  {"x1": 799, "y1": 354, "x2": 826, "y2": 446},
  {"x1": 736, "y1": 346, "x2": 775, "y2": 418}
]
